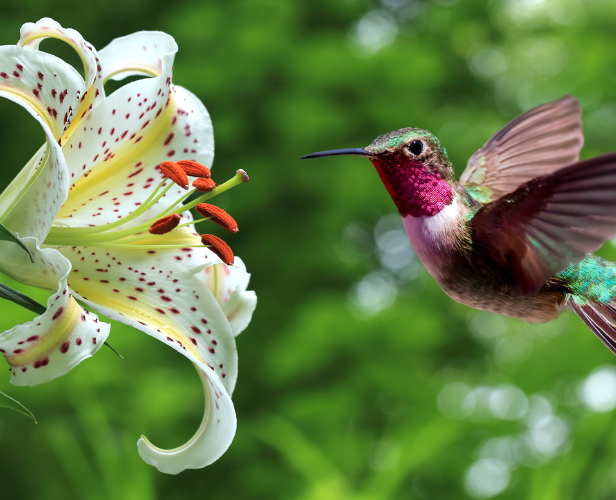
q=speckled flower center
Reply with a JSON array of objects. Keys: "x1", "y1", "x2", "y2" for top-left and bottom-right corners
[
  {"x1": 44, "y1": 169, "x2": 246, "y2": 249},
  {"x1": 371, "y1": 156, "x2": 453, "y2": 217}
]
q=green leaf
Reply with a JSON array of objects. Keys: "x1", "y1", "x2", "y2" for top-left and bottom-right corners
[
  {"x1": 0, "y1": 390, "x2": 36, "y2": 423},
  {"x1": 0, "y1": 223, "x2": 33, "y2": 262},
  {"x1": 0, "y1": 282, "x2": 46, "y2": 315}
]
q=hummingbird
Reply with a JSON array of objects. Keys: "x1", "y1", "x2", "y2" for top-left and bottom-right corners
[{"x1": 301, "y1": 96, "x2": 616, "y2": 354}]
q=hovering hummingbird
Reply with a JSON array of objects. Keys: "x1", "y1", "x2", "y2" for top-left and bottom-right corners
[{"x1": 302, "y1": 96, "x2": 616, "y2": 353}]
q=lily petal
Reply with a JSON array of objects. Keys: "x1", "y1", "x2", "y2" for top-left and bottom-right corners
[
  {"x1": 203, "y1": 257, "x2": 257, "y2": 337},
  {"x1": 59, "y1": 244, "x2": 238, "y2": 472},
  {"x1": 58, "y1": 244, "x2": 238, "y2": 394},
  {"x1": 99, "y1": 31, "x2": 174, "y2": 82},
  {"x1": 19, "y1": 18, "x2": 107, "y2": 143},
  {"x1": 137, "y1": 362, "x2": 236, "y2": 474},
  {"x1": 0, "y1": 29, "x2": 110, "y2": 387},
  {"x1": 19, "y1": 18, "x2": 100, "y2": 91},
  {"x1": 0, "y1": 240, "x2": 110, "y2": 386},
  {"x1": 57, "y1": 33, "x2": 213, "y2": 228},
  {"x1": 0, "y1": 44, "x2": 84, "y2": 246}
]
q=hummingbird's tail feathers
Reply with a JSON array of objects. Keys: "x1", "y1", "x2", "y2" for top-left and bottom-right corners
[{"x1": 567, "y1": 296, "x2": 616, "y2": 354}]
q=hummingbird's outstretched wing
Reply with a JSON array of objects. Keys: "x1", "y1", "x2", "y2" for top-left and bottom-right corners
[
  {"x1": 470, "y1": 153, "x2": 616, "y2": 296},
  {"x1": 460, "y1": 95, "x2": 583, "y2": 203}
]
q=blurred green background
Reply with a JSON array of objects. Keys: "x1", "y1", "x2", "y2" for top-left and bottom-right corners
[{"x1": 2, "y1": 0, "x2": 616, "y2": 498}]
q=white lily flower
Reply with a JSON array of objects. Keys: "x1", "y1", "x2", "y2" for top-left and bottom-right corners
[{"x1": 0, "y1": 18, "x2": 256, "y2": 474}]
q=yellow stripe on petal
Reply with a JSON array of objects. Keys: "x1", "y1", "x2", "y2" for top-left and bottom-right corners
[
  {"x1": 4, "y1": 296, "x2": 80, "y2": 367},
  {"x1": 59, "y1": 244, "x2": 237, "y2": 393},
  {"x1": 77, "y1": 290, "x2": 203, "y2": 361},
  {"x1": 60, "y1": 81, "x2": 99, "y2": 144},
  {"x1": 0, "y1": 247, "x2": 110, "y2": 387},
  {"x1": 105, "y1": 65, "x2": 159, "y2": 82},
  {"x1": 0, "y1": 44, "x2": 85, "y2": 142},
  {"x1": 58, "y1": 92, "x2": 176, "y2": 212}
]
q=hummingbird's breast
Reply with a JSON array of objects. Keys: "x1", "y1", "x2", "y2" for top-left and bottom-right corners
[{"x1": 403, "y1": 197, "x2": 466, "y2": 278}]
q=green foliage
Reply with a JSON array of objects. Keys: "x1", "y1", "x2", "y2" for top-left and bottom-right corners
[
  {"x1": 2, "y1": 0, "x2": 616, "y2": 499},
  {"x1": 0, "y1": 390, "x2": 36, "y2": 422},
  {"x1": 0, "y1": 282, "x2": 46, "y2": 315}
]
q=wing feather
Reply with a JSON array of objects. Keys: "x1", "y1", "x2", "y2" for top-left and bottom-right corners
[
  {"x1": 470, "y1": 153, "x2": 616, "y2": 295},
  {"x1": 461, "y1": 96, "x2": 583, "y2": 202}
]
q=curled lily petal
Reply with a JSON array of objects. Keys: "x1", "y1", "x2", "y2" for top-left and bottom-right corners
[
  {"x1": 58, "y1": 243, "x2": 237, "y2": 392},
  {"x1": 62, "y1": 243, "x2": 239, "y2": 471},
  {"x1": 0, "y1": 243, "x2": 109, "y2": 386},
  {"x1": 0, "y1": 36, "x2": 109, "y2": 384},
  {"x1": 99, "y1": 31, "x2": 176, "y2": 82},
  {"x1": 18, "y1": 18, "x2": 106, "y2": 144},
  {"x1": 19, "y1": 18, "x2": 101, "y2": 91},
  {"x1": 138, "y1": 363, "x2": 236, "y2": 474},
  {"x1": 0, "y1": 44, "x2": 80, "y2": 267}
]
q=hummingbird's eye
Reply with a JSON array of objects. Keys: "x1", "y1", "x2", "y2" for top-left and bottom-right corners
[{"x1": 408, "y1": 140, "x2": 424, "y2": 156}]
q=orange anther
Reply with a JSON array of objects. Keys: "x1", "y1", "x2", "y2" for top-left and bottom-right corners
[
  {"x1": 149, "y1": 214, "x2": 181, "y2": 234},
  {"x1": 177, "y1": 160, "x2": 211, "y2": 178},
  {"x1": 193, "y1": 177, "x2": 216, "y2": 192},
  {"x1": 195, "y1": 203, "x2": 238, "y2": 232},
  {"x1": 160, "y1": 161, "x2": 189, "y2": 190},
  {"x1": 201, "y1": 234, "x2": 234, "y2": 265}
]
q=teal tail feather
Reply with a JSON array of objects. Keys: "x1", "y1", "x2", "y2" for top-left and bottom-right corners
[{"x1": 561, "y1": 255, "x2": 616, "y2": 353}]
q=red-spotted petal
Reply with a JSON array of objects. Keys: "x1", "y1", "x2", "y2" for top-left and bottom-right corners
[
  {"x1": 18, "y1": 18, "x2": 106, "y2": 144},
  {"x1": 57, "y1": 241, "x2": 238, "y2": 473},
  {"x1": 0, "y1": 243, "x2": 109, "y2": 386},
  {"x1": 99, "y1": 31, "x2": 174, "y2": 82},
  {"x1": 0, "y1": 45, "x2": 83, "y2": 243},
  {"x1": 19, "y1": 18, "x2": 102, "y2": 96},
  {"x1": 57, "y1": 244, "x2": 237, "y2": 394},
  {"x1": 57, "y1": 57, "x2": 213, "y2": 228}
]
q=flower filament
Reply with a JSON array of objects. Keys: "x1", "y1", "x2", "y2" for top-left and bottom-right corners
[{"x1": 45, "y1": 162, "x2": 248, "y2": 261}]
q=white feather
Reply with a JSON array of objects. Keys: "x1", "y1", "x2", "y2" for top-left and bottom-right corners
[{"x1": 402, "y1": 198, "x2": 465, "y2": 279}]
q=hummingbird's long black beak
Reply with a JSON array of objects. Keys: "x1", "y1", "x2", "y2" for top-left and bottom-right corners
[{"x1": 300, "y1": 148, "x2": 376, "y2": 160}]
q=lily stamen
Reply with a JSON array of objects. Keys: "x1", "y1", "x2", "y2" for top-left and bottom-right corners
[
  {"x1": 149, "y1": 214, "x2": 181, "y2": 235},
  {"x1": 177, "y1": 160, "x2": 211, "y2": 178},
  {"x1": 201, "y1": 234, "x2": 234, "y2": 265},
  {"x1": 195, "y1": 203, "x2": 238, "y2": 232},
  {"x1": 44, "y1": 168, "x2": 249, "y2": 248},
  {"x1": 160, "y1": 161, "x2": 189, "y2": 190},
  {"x1": 49, "y1": 176, "x2": 173, "y2": 237},
  {"x1": 193, "y1": 177, "x2": 216, "y2": 192}
]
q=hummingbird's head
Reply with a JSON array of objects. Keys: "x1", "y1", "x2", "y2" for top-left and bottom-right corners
[{"x1": 302, "y1": 128, "x2": 455, "y2": 217}]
